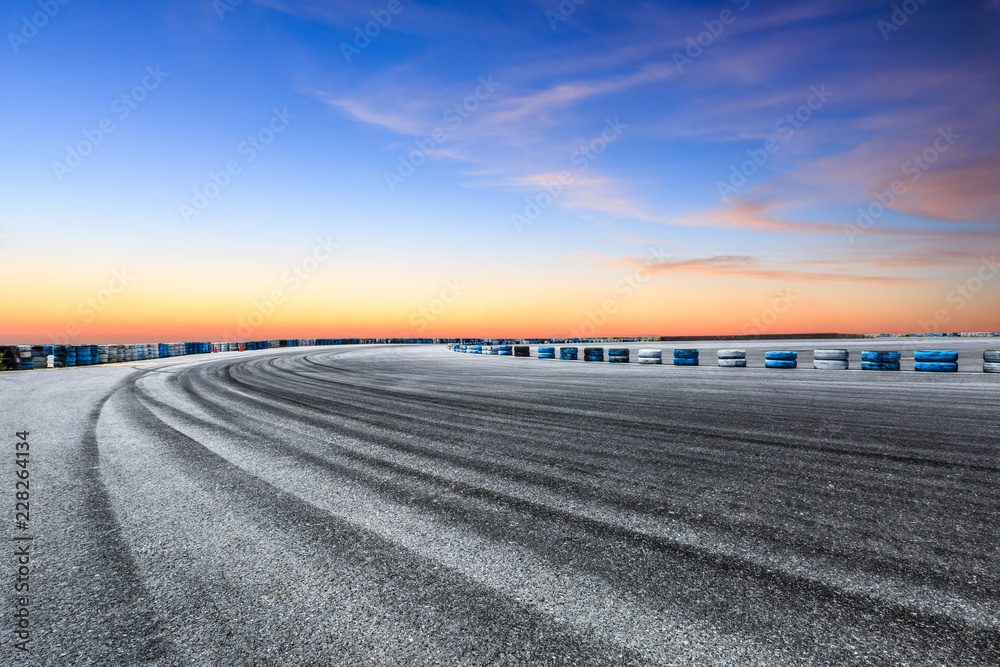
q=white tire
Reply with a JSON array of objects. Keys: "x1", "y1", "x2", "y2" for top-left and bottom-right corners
[
  {"x1": 637, "y1": 357, "x2": 662, "y2": 364},
  {"x1": 717, "y1": 349, "x2": 746, "y2": 359},
  {"x1": 984, "y1": 351, "x2": 1000, "y2": 363},
  {"x1": 718, "y1": 359, "x2": 747, "y2": 367},
  {"x1": 813, "y1": 359, "x2": 849, "y2": 370},
  {"x1": 814, "y1": 349, "x2": 849, "y2": 361},
  {"x1": 984, "y1": 362, "x2": 1000, "y2": 373},
  {"x1": 637, "y1": 349, "x2": 662, "y2": 358}
]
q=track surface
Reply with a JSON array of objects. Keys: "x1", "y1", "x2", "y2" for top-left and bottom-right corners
[{"x1": 2, "y1": 342, "x2": 999, "y2": 665}]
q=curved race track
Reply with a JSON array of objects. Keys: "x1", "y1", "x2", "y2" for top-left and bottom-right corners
[{"x1": 3, "y1": 344, "x2": 1000, "y2": 665}]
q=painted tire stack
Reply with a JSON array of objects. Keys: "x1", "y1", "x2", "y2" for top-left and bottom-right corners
[
  {"x1": 765, "y1": 351, "x2": 797, "y2": 369},
  {"x1": 674, "y1": 349, "x2": 699, "y2": 366},
  {"x1": 637, "y1": 349, "x2": 662, "y2": 364},
  {"x1": 717, "y1": 349, "x2": 746, "y2": 367},
  {"x1": 559, "y1": 347, "x2": 578, "y2": 360},
  {"x1": 76, "y1": 345, "x2": 94, "y2": 366},
  {"x1": 584, "y1": 347, "x2": 604, "y2": 362},
  {"x1": 985, "y1": 350, "x2": 1000, "y2": 373},
  {"x1": 861, "y1": 350, "x2": 900, "y2": 371},
  {"x1": 54, "y1": 346, "x2": 76, "y2": 368},
  {"x1": 31, "y1": 346, "x2": 50, "y2": 369},
  {"x1": 498, "y1": 345, "x2": 513, "y2": 356},
  {"x1": 813, "y1": 349, "x2": 849, "y2": 370},
  {"x1": 514, "y1": 345, "x2": 530, "y2": 357},
  {"x1": 538, "y1": 346, "x2": 556, "y2": 359},
  {"x1": 608, "y1": 347, "x2": 629, "y2": 363},
  {"x1": 97, "y1": 345, "x2": 109, "y2": 364},
  {"x1": 18, "y1": 346, "x2": 34, "y2": 371},
  {"x1": 914, "y1": 350, "x2": 958, "y2": 372},
  {"x1": 483, "y1": 345, "x2": 498, "y2": 356}
]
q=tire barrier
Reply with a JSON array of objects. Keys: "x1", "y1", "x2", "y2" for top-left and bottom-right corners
[
  {"x1": 637, "y1": 349, "x2": 661, "y2": 365},
  {"x1": 717, "y1": 349, "x2": 746, "y2": 367},
  {"x1": 673, "y1": 349, "x2": 698, "y2": 366},
  {"x1": 0, "y1": 347, "x2": 20, "y2": 371},
  {"x1": 985, "y1": 350, "x2": 1000, "y2": 363},
  {"x1": 18, "y1": 346, "x2": 33, "y2": 371},
  {"x1": 559, "y1": 347, "x2": 578, "y2": 360},
  {"x1": 483, "y1": 346, "x2": 498, "y2": 356},
  {"x1": 862, "y1": 350, "x2": 900, "y2": 362},
  {"x1": 861, "y1": 350, "x2": 899, "y2": 371},
  {"x1": 538, "y1": 346, "x2": 556, "y2": 359},
  {"x1": 514, "y1": 346, "x2": 530, "y2": 357},
  {"x1": 498, "y1": 345, "x2": 513, "y2": 356},
  {"x1": 915, "y1": 361, "x2": 958, "y2": 372},
  {"x1": 584, "y1": 347, "x2": 604, "y2": 362},
  {"x1": 765, "y1": 351, "x2": 797, "y2": 369},
  {"x1": 54, "y1": 346, "x2": 76, "y2": 368},
  {"x1": 31, "y1": 346, "x2": 51, "y2": 369},
  {"x1": 862, "y1": 361, "x2": 900, "y2": 371},
  {"x1": 914, "y1": 350, "x2": 958, "y2": 363},
  {"x1": 674, "y1": 349, "x2": 699, "y2": 366},
  {"x1": 813, "y1": 349, "x2": 848, "y2": 370},
  {"x1": 813, "y1": 359, "x2": 849, "y2": 370},
  {"x1": 608, "y1": 348, "x2": 629, "y2": 363}
]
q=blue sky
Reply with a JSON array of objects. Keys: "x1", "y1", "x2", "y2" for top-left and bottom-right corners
[{"x1": 3, "y1": 0, "x2": 999, "y2": 339}]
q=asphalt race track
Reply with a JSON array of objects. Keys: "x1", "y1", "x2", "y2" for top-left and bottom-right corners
[{"x1": 2, "y1": 342, "x2": 999, "y2": 665}]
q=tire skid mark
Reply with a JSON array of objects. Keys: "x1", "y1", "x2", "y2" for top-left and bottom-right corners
[
  {"x1": 170, "y1": 359, "x2": 1000, "y2": 593},
  {"x1": 119, "y1": 378, "x2": 655, "y2": 665},
  {"x1": 133, "y1": 364, "x2": 1000, "y2": 650},
  {"x1": 81, "y1": 376, "x2": 175, "y2": 664}
]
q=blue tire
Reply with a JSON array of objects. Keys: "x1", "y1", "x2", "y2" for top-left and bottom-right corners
[
  {"x1": 765, "y1": 351, "x2": 797, "y2": 361},
  {"x1": 608, "y1": 357, "x2": 629, "y2": 363},
  {"x1": 673, "y1": 349, "x2": 699, "y2": 359},
  {"x1": 862, "y1": 351, "x2": 900, "y2": 362},
  {"x1": 584, "y1": 355, "x2": 603, "y2": 362},
  {"x1": 915, "y1": 361, "x2": 958, "y2": 372},
  {"x1": 538, "y1": 352, "x2": 555, "y2": 359},
  {"x1": 914, "y1": 350, "x2": 957, "y2": 363},
  {"x1": 673, "y1": 358, "x2": 699, "y2": 366},
  {"x1": 538, "y1": 347, "x2": 555, "y2": 354},
  {"x1": 765, "y1": 359, "x2": 797, "y2": 369},
  {"x1": 862, "y1": 361, "x2": 900, "y2": 371}
]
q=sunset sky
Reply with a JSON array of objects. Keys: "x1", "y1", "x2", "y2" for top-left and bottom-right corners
[{"x1": 2, "y1": 0, "x2": 999, "y2": 342}]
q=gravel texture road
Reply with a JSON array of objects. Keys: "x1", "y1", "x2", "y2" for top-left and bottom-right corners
[{"x1": 2, "y1": 341, "x2": 999, "y2": 665}]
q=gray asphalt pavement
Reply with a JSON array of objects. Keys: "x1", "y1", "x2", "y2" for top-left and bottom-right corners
[{"x1": 2, "y1": 341, "x2": 999, "y2": 665}]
